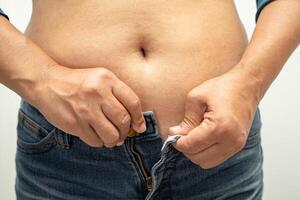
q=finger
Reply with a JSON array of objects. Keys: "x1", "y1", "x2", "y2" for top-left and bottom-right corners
[
  {"x1": 169, "y1": 123, "x2": 192, "y2": 136},
  {"x1": 184, "y1": 90, "x2": 207, "y2": 126},
  {"x1": 77, "y1": 122, "x2": 104, "y2": 148},
  {"x1": 112, "y1": 81, "x2": 146, "y2": 133},
  {"x1": 87, "y1": 106, "x2": 120, "y2": 147},
  {"x1": 101, "y1": 95, "x2": 131, "y2": 142},
  {"x1": 173, "y1": 118, "x2": 217, "y2": 154},
  {"x1": 169, "y1": 91, "x2": 207, "y2": 135},
  {"x1": 188, "y1": 143, "x2": 234, "y2": 169}
]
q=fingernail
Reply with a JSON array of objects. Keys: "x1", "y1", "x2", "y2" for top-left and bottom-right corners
[
  {"x1": 116, "y1": 141, "x2": 124, "y2": 146},
  {"x1": 135, "y1": 122, "x2": 146, "y2": 133},
  {"x1": 140, "y1": 123, "x2": 146, "y2": 132},
  {"x1": 169, "y1": 125, "x2": 182, "y2": 134}
]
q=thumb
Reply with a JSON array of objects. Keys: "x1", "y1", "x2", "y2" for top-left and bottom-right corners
[
  {"x1": 169, "y1": 95, "x2": 207, "y2": 135},
  {"x1": 169, "y1": 123, "x2": 192, "y2": 135}
]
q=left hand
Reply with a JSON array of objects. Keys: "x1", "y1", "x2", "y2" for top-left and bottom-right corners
[{"x1": 169, "y1": 68, "x2": 261, "y2": 169}]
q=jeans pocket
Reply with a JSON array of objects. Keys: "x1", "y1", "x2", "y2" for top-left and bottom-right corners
[{"x1": 17, "y1": 109, "x2": 57, "y2": 154}]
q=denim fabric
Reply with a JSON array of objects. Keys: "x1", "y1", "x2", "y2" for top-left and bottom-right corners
[
  {"x1": 16, "y1": 99, "x2": 263, "y2": 200},
  {"x1": 256, "y1": 0, "x2": 274, "y2": 21},
  {"x1": 0, "y1": 8, "x2": 9, "y2": 20}
]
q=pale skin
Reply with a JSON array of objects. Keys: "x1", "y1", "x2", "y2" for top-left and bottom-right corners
[
  {"x1": 0, "y1": 25, "x2": 147, "y2": 148},
  {"x1": 0, "y1": 0, "x2": 299, "y2": 169},
  {"x1": 171, "y1": 0, "x2": 300, "y2": 168}
]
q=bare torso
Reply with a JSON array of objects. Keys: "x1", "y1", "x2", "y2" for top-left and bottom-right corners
[{"x1": 25, "y1": 0, "x2": 248, "y2": 140}]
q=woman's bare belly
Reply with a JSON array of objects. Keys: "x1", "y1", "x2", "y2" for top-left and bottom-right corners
[{"x1": 25, "y1": 0, "x2": 248, "y2": 140}]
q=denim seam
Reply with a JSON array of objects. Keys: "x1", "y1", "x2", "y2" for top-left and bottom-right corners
[
  {"x1": 18, "y1": 109, "x2": 50, "y2": 136},
  {"x1": 168, "y1": 154, "x2": 179, "y2": 200},
  {"x1": 17, "y1": 128, "x2": 57, "y2": 154},
  {"x1": 54, "y1": 129, "x2": 71, "y2": 149},
  {"x1": 148, "y1": 113, "x2": 156, "y2": 133},
  {"x1": 124, "y1": 138, "x2": 149, "y2": 199},
  {"x1": 145, "y1": 136, "x2": 182, "y2": 200},
  {"x1": 160, "y1": 157, "x2": 178, "y2": 200},
  {"x1": 17, "y1": 109, "x2": 57, "y2": 153},
  {"x1": 146, "y1": 147, "x2": 174, "y2": 199}
]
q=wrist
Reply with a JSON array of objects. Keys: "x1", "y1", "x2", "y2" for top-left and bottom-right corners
[
  {"x1": 0, "y1": 18, "x2": 60, "y2": 106},
  {"x1": 8, "y1": 60, "x2": 59, "y2": 106},
  {"x1": 0, "y1": 22, "x2": 62, "y2": 107},
  {"x1": 228, "y1": 62, "x2": 264, "y2": 105},
  {"x1": 28, "y1": 63, "x2": 71, "y2": 108}
]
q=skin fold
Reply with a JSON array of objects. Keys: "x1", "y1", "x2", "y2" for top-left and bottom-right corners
[{"x1": 0, "y1": 0, "x2": 299, "y2": 168}]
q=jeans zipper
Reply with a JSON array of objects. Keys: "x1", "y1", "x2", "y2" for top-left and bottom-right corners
[{"x1": 128, "y1": 139, "x2": 153, "y2": 192}]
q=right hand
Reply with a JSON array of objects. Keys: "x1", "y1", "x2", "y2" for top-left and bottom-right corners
[{"x1": 33, "y1": 64, "x2": 146, "y2": 148}]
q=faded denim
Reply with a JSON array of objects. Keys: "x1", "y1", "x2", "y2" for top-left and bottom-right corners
[{"x1": 16, "y1": 99, "x2": 263, "y2": 200}]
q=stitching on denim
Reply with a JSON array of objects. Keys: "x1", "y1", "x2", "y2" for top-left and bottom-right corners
[
  {"x1": 149, "y1": 113, "x2": 157, "y2": 133},
  {"x1": 54, "y1": 129, "x2": 71, "y2": 149},
  {"x1": 167, "y1": 151, "x2": 182, "y2": 200},
  {"x1": 17, "y1": 128, "x2": 57, "y2": 154},
  {"x1": 18, "y1": 109, "x2": 49, "y2": 136},
  {"x1": 123, "y1": 139, "x2": 149, "y2": 199}
]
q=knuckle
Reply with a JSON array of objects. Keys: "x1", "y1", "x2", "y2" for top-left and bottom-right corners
[
  {"x1": 81, "y1": 81, "x2": 100, "y2": 95},
  {"x1": 186, "y1": 90, "x2": 198, "y2": 101},
  {"x1": 94, "y1": 123, "x2": 120, "y2": 144},
  {"x1": 182, "y1": 117, "x2": 198, "y2": 129},
  {"x1": 76, "y1": 104, "x2": 90, "y2": 115},
  {"x1": 105, "y1": 132, "x2": 120, "y2": 144},
  {"x1": 129, "y1": 98, "x2": 141, "y2": 109},
  {"x1": 84, "y1": 85, "x2": 99, "y2": 95},
  {"x1": 64, "y1": 116, "x2": 78, "y2": 129},
  {"x1": 98, "y1": 68, "x2": 114, "y2": 80},
  {"x1": 120, "y1": 114, "x2": 131, "y2": 126}
]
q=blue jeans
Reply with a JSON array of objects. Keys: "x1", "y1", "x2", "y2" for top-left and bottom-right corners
[{"x1": 16, "y1": 99, "x2": 263, "y2": 200}]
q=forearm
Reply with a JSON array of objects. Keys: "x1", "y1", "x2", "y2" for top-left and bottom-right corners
[
  {"x1": 0, "y1": 16, "x2": 57, "y2": 104},
  {"x1": 233, "y1": 0, "x2": 300, "y2": 101}
]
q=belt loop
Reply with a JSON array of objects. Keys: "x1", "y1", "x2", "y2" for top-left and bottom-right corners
[
  {"x1": 64, "y1": 132, "x2": 71, "y2": 149},
  {"x1": 54, "y1": 129, "x2": 63, "y2": 148},
  {"x1": 54, "y1": 129, "x2": 70, "y2": 149}
]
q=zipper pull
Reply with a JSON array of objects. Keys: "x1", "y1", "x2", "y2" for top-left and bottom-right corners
[{"x1": 146, "y1": 176, "x2": 153, "y2": 192}]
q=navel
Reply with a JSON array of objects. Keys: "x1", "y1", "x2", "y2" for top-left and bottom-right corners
[{"x1": 140, "y1": 47, "x2": 147, "y2": 58}]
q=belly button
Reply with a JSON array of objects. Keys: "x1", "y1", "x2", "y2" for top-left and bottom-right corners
[{"x1": 140, "y1": 47, "x2": 146, "y2": 58}]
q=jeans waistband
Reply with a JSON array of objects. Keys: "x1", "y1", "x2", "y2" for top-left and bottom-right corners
[{"x1": 20, "y1": 99, "x2": 160, "y2": 139}]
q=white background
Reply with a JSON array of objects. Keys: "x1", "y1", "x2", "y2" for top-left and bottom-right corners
[{"x1": 0, "y1": 1, "x2": 299, "y2": 199}]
